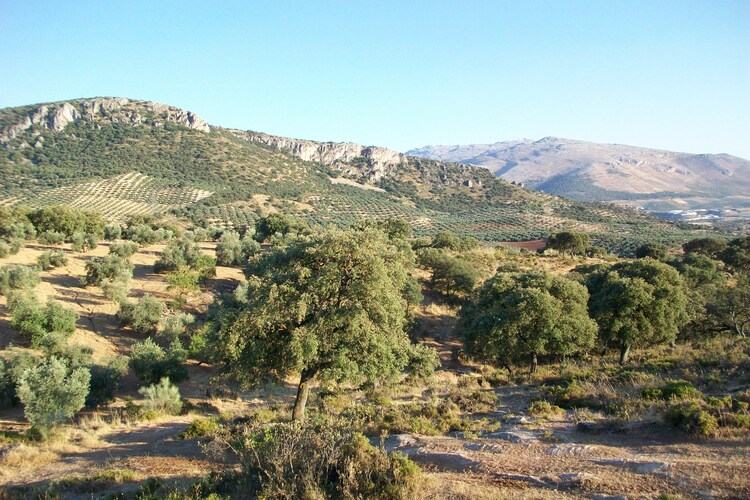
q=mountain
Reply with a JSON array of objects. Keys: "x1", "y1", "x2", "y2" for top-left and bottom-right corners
[
  {"x1": 407, "y1": 138, "x2": 750, "y2": 211},
  {"x1": 0, "y1": 98, "x2": 703, "y2": 254}
]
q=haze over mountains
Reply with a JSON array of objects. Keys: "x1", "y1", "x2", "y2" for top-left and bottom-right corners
[{"x1": 407, "y1": 138, "x2": 750, "y2": 212}]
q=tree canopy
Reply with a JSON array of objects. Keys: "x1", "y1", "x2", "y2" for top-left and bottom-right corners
[
  {"x1": 457, "y1": 270, "x2": 597, "y2": 373},
  {"x1": 546, "y1": 231, "x2": 589, "y2": 257},
  {"x1": 578, "y1": 259, "x2": 689, "y2": 363},
  {"x1": 203, "y1": 227, "x2": 425, "y2": 420}
]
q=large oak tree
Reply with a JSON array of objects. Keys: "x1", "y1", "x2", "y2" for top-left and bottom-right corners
[
  {"x1": 579, "y1": 259, "x2": 689, "y2": 363},
  {"x1": 457, "y1": 270, "x2": 597, "y2": 373},
  {"x1": 203, "y1": 227, "x2": 423, "y2": 420}
]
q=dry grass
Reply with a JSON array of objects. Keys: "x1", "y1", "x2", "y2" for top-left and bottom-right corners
[{"x1": 0, "y1": 444, "x2": 59, "y2": 474}]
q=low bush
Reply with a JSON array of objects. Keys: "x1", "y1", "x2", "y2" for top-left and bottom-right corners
[
  {"x1": 10, "y1": 296, "x2": 78, "y2": 349},
  {"x1": 227, "y1": 421, "x2": 420, "y2": 499},
  {"x1": 108, "y1": 241, "x2": 139, "y2": 258},
  {"x1": 86, "y1": 357, "x2": 129, "y2": 408},
  {"x1": 17, "y1": 356, "x2": 90, "y2": 434},
  {"x1": 117, "y1": 294, "x2": 164, "y2": 335},
  {"x1": 37, "y1": 250, "x2": 68, "y2": 270},
  {"x1": 665, "y1": 401, "x2": 718, "y2": 438},
  {"x1": 37, "y1": 230, "x2": 65, "y2": 245},
  {"x1": 405, "y1": 344, "x2": 440, "y2": 381},
  {"x1": 527, "y1": 400, "x2": 566, "y2": 418},
  {"x1": 129, "y1": 338, "x2": 188, "y2": 385},
  {"x1": 179, "y1": 417, "x2": 221, "y2": 439},
  {"x1": 81, "y1": 255, "x2": 134, "y2": 287},
  {"x1": 447, "y1": 383, "x2": 498, "y2": 413},
  {"x1": 139, "y1": 377, "x2": 183, "y2": 415},
  {"x1": 0, "y1": 265, "x2": 40, "y2": 296}
]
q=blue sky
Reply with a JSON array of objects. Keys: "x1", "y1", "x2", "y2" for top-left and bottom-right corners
[{"x1": 1, "y1": 1, "x2": 748, "y2": 157}]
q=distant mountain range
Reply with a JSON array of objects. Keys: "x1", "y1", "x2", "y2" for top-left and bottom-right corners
[{"x1": 407, "y1": 138, "x2": 750, "y2": 211}]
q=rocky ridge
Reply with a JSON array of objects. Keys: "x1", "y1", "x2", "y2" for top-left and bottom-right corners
[
  {"x1": 0, "y1": 97, "x2": 210, "y2": 144},
  {"x1": 235, "y1": 131, "x2": 405, "y2": 181}
]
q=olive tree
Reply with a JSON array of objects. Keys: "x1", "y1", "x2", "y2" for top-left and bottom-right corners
[
  {"x1": 0, "y1": 265, "x2": 40, "y2": 296},
  {"x1": 17, "y1": 356, "x2": 90, "y2": 433},
  {"x1": 215, "y1": 230, "x2": 243, "y2": 266},
  {"x1": 203, "y1": 228, "x2": 424, "y2": 420},
  {"x1": 117, "y1": 294, "x2": 164, "y2": 335},
  {"x1": 579, "y1": 259, "x2": 689, "y2": 363},
  {"x1": 457, "y1": 271, "x2": 597, "y2": 373}
]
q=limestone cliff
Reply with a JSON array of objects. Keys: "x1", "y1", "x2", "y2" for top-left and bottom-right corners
[
  {"x1": 1, "y1": 97, "x2": 210, "y2": 143},
  {"x1": 237, "y1": 131, "x2": 405, "y2": 181}
]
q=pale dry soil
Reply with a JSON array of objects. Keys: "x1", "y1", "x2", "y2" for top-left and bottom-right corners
[{"x1": 1, "y1": 244, "x2": 749, "y2": 498}]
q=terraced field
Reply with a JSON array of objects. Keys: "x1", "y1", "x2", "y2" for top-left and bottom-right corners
[{"x1": 1, "y1": 172, "x2": 213, "y2": 221}]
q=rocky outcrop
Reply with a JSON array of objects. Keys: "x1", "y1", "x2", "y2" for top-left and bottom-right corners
[
  {"x1": 240, "y1": 132, "x2": 404, "y2": 181},
  {"x1": 2, "y1": 102, "x2": 81, "y2": 139},
  {"x1": 1, "y1": 97, "x2": 210, "y2": 143}
]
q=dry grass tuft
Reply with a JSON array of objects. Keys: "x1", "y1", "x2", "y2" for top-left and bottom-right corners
[{"x1": 0, "y1": 443, "x2": 58, "y2": 473}]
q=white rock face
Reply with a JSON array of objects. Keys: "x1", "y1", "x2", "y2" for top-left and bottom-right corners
[
  {"x1": 244, "y1": 132, "x2": 404, "y2": 181},
  {"x1": 3, "y1": 102, "x2": 81, "y2": 138},
  {"x1": 1, "y1": 97, "x2": 210, "y2": 143}
]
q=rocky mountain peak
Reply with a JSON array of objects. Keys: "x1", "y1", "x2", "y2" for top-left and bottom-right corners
[{"x1": 0, "y1": 97, "x2": 210, "y2": 143}]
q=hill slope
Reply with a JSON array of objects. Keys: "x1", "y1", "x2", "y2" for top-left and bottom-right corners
[
  {"x1": 407, "y1": 138, "x2": 750, "y2": 211},
  {"x1": 0, "y1": 98, "x2": 702, "y2": 254}
]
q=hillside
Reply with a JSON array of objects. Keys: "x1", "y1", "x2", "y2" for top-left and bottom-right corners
[
  {"x1": 407, "y1": 138, "x2": 750, "y2": 211},
  {"x1": 0, "y1": 98, "x2": 704, "y2": 254}
]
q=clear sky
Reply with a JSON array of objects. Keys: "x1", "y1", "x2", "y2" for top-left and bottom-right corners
[{"x1": 1, "y1": 1, "x2": 748, "y2": 157}]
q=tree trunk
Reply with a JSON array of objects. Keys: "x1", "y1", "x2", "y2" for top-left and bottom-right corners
[
  {"x1": 619, "y1": 344, "x2": 631, "y2": 365},
  {"x1": 292, "y1": 368, "x2": 316, "y2": 421},
  {"x1": 529, "y1": 353, "x2": 538, "y2": 374}
]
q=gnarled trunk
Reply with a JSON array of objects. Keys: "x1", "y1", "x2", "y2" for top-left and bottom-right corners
[
  {"x1": 619, "y1": 344, "x2": 631, "y2": 365},
  {"x1": 292, "y1": 368, "x2": 316, "y2": 421}
]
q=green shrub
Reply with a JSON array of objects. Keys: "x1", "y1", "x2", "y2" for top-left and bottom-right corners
[
  {"x1": 70, "y1": 231, "x2": 85, "y2": 252},
  {"x1": 665, "y1": 401, "x2": 718, "y2": 438},
  {"x1": 528, "y1": 400, "x2": 566, "y2": 418},
  {"x1": 117, "y1": 294, "x2": 164, "y2": 334},
  {"x1": 405, "y1": 344, "x2": 440, "y2": 381},
  {"x1": 126, "y1": 224, "x2": 173, "y2": 245},
  {"x1": 129, "y1": 338, "x2": 188, "y2": 385},
  {"x1": 17, "y1": 356, "x2": 90, "y2": 433},
  {"x1": 37, "y1": 250, "x2": 68, "y2": 270},
  {"x1": 104, "y1": 223, "x2": 123, "y2": 241},
  {"x1": 155, "y1": 237, "x2": 203, "y2": 273},
  {"x1": 10, "y1": 297, "x2": 78, "y2": 349},
  {"x1": 180, "y1": 417, "x2": 221, "y2": 439},
  {"x1": 108, "y1": 241, "x2": 139, "y2": 258},
  {"x1": 139, "y1": 377, "x2": 183, "y2": 415},
  {"x1": 0, "y1": 265, "x2": 40, "y2": 295},
  {"x1": 662, "y1": 380, "x2": 703, "y2": 401},
  {"x1": 81, "y1": 255, "x2": 134, "y2": 287},
  {"x1": 100, "y1": 271, "x2": 132, "y2": 303},
  {"x1": 86, "y1": 357, "x2": 128, "y2": 408},
  {"x1": 37, "y1": 230, "x2": 66, "y2": 245},
  {"x1": 160, "y1": 313, "x2": 195, "y2": 342},
  {"x1": 0, "y1": 237, "x2": 23, "y2": 257},
  {"x1": 215, "y1": 231, "x2": 243, "y2": 266}
]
